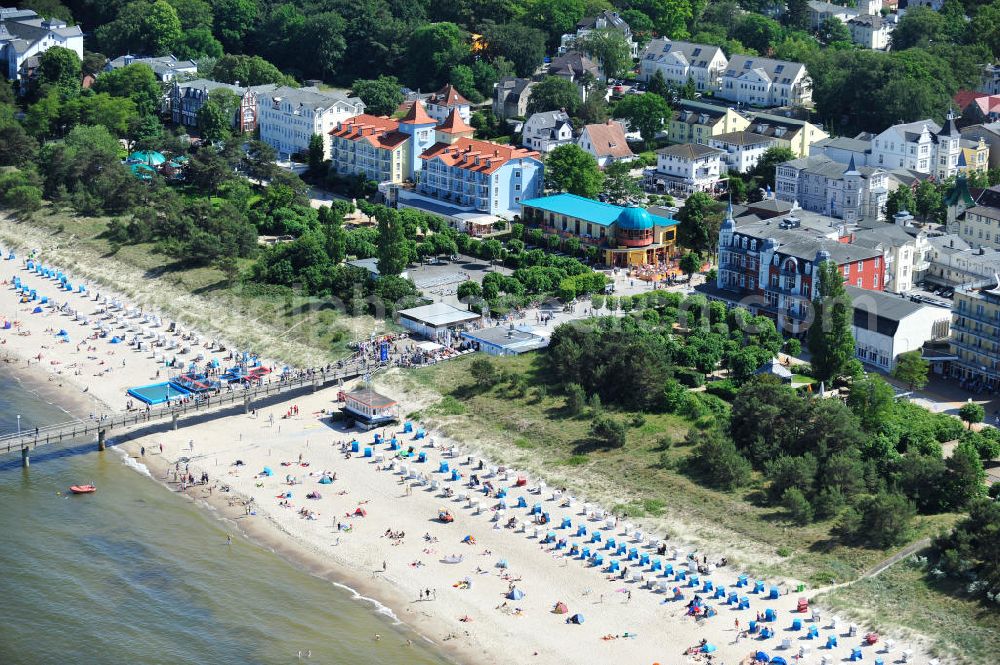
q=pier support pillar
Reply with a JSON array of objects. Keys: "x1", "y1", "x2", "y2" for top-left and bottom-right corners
[
  {"x1": 244, "y1": 395, "x2": 251, "y2": 415},
  {"x1": 172, "y1": 412, "x2": 179, "y2": 431},
  {"x1": 21, "y1": 446, "x2": 29, "y2": 468},
  {"x1": 97, "y1": 429, "x2": 106, "y2": 451},
  {"x1": 312, "y1": 379, "x2": 319, "y2": 394}
]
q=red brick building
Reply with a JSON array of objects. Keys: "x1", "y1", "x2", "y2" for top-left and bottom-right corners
[{"x1": 716, "y1": 206, "x2": 885, "y2": 334}]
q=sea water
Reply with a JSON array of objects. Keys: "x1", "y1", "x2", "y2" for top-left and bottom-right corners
[{"x1": 0, "y1": 368, "x2": 450, "y2": 665}]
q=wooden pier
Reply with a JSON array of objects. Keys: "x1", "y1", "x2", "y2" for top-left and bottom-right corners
[{"x1": 1, "y1": 361, "x2": 382, "y2": 466}]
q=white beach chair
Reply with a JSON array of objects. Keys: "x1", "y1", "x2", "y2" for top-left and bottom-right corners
[
  {"x1": 656, "y1": 580, "x2": 669, "y2": 592},
  {"x1": 631, "y1": 572, "x2": 642, "y2": 582},
  {"x1": 633, "y1": 530, "x2": 644, "y2": 542},
  {"x1": 431, "y1": 480, "x2": 440, "y2": 491},
  {"x1": 820, "y1": 656, "x2": 830, "y2": 665},
  {"x1": 533, "y1": 527, "x2": 543, "y2": 539},
  {"x1": 829, "y1": 617, "x2": 840, "y2": 631},
  {"x1": 848, "y1": 623, "x2": 858, "y2": 637},
  {"x1": 493, "y1": 510, "x2": 504, "y2": 522},
  {"x1": 687, "y1": 561, "x2": 698, "y2": 573},
  {"x1": 647, "y1": 537, "x2": 659, "y2": 550},
  {"x1": 473, "y1": 501, "x2": 482, "y2": 515},
  {"x1": 883, "y1": 638, "x2": 894, "y2": 653},
  {"x1": 604, "y1": 518, "x2": 615, "y2": 530},
  {"x1": 798, "y1": 646, "x2": 810, "y2": 658},
  {"x1": 900, "y1": 649, "x2": 912, "y2": 663},
  {"x1": 780, "y1": 638, "x2": 792, "y2": 650},
  {"x1": 811, "y1": 609, "x2": 821, "y2": 623}
]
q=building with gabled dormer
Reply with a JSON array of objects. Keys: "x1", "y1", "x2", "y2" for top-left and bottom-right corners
[
  {"x1": 868, "y1": 113, "x2": 964, "y2": 179},
  {"x1": 775, "y1": 155, "x2": 888, "y2": 223},
  {"x1": 258, "y1": 86, "x2": 365, "y2": 159},
  {"x1": 638, "y1": 39, "x2": 727, "y2": 93},
  {"x1": 425, "y1": 84, "x2": 472, "y2": 125},
  {"x1": 717, "y1": 54, "x2": 812, "y2": 108},
  {"x1": 714, "y1": 205, "x2": 886, "y2": 333},
  {"x1": 0, "y1": 7, "x2": 82, "y2": 84}
]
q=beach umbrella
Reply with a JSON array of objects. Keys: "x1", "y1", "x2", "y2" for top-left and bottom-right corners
[{"x1": 507, "y1": 587, "x2": 524, "y2": 600}]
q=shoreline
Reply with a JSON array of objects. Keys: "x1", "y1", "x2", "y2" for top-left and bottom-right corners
[
  {"x1": 0, "y1": 251, "x2": 938, "y2": 665},
  {"x1": 112, "y1": 441, "x2": 464, "y2": 664}
]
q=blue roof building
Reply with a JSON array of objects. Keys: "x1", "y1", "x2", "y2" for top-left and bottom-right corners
[{"x1": 520, "y1": 193, "x2": 678, "y2": 268}]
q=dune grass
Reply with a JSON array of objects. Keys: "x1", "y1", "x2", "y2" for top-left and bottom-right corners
[
  {"x1": 394, "y1": 353, "x2": 987, "y2": 662},
  {"x1": 815, "y1": 556, "x2": 1000, "y2": 664}
]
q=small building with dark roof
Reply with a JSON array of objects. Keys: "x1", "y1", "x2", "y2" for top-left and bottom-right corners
[
  {"x1": 341, "y1": 387, "x2": 399, "y2": 430},
  {"x1": 645, "y1": 143, "x2": 726, "y2": 196},
  {"x1": 461, "y1": 325, "x2": 547, "y2": 356},
  {"x1": 397, "y1": 302, "x2": 481, "y2": 341}
]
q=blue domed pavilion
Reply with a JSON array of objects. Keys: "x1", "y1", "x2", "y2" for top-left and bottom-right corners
[{"x1": 519, "y1": 194, "x2": 678, "y2": 267}]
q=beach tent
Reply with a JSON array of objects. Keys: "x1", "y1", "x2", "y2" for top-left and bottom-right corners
[
  {"x1": 807, "y1": 625, "x2": 819, "y2": 639},
  {"x1": 110, "y1": 336, "x2": 122, "y2": 344},
  {"x1": 753, "y1": 580, "x2": 765, "y2": 593},
  {"x1": 439, "y1": 461, "x2": 449, "y2": 473},
  {"x1": 568, "y1": 613, "x2": 584, "y2": 624},
  {"x1": 261, "y1": 466, "x2": 273, "y2": 476},
  {"x1": 318, "y1": 476, "x2": 333, "y2": 484},
  {"x1": 756, "y1": 652, "x2": 770, "y2": 662},
  {"x1": 771, "y1": 658, "x2": 788, "y2": 665},
  {"x1": 850, "y1": 648, "x2": 862, "y2": 661},
  {"x1": 826, "y1": 636, "x2": 838, "y2": 649},
  {"x1": 764, "y1": 608, "x2": 777, "y2": 622},
  {"x1": 32, "y1": 306, "x2": 42, "y2": 313},
  {"x1": 702, "y1": 644, "x2": 717, "y2": 654},
  {"x1": 354, "y1": 507, "x2": 367, "y2": 517},
  {"x1": 553, "y1": 601, "x2": 568, "y2": 614},
  {"x1": 507, "y1": 587, "x2": 525, "y2": 600},
  {"x1": 768, "y1": 586, "x2": 780, "y2": 600}
]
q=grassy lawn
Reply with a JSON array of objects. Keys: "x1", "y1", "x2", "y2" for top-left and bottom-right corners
[{"x1": 815, "y1": 556, "x2": 1000, "y2": 664}]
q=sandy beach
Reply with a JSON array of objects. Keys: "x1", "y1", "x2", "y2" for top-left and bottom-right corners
[{"x1": 0, "y1": 252, "x2": 936, "y2": 665}]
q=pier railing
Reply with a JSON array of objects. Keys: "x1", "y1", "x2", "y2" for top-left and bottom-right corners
[{"x1": 0, "y1": 360, "x2": 385, "y2": 456}]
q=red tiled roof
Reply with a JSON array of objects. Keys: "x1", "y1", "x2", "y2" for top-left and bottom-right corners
[
  {"x1": 330, "y1": 114, "x2": 409, "y2": 149},
  {"x1": 429, "y1": 84, "x2": 470, "y2": 107},
  {"x1": 954, "y1": 90, "x2": 1000, "y2": 116},
  {"x1": 420, "y1": 137, "x2": 539, "y2": 175},
  {"x1": 582, "y1": 121, "x2": 634, "y2": 159},
  {"x1": 399, "y1": 100, "x2": 435, "y2": 125},
  {"x1": 436, "y1": 107, "x2": 474, "y2": 134}
]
